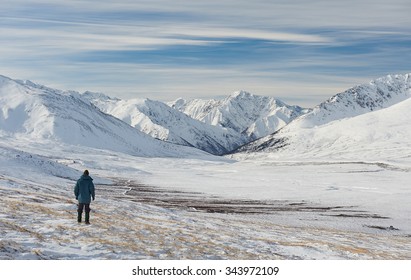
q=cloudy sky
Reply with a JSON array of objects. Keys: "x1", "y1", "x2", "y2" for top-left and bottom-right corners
[{"x1": 1, "y1": 0, "x2": 410, "y2": 106}]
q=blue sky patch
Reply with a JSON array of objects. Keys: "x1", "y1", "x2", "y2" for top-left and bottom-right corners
[{"x1": 0, "y1": 0, "x2": 410, "y2": 106}]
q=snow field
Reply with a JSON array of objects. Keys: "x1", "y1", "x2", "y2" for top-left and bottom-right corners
[{"x1": 2, "y1": 141, "x2": 410, "y2": 260}]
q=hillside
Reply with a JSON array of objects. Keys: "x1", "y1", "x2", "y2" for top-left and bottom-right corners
[
  {"x1": 234, "y1": 73, "x2": 411, "y2": 161},
  {"x1": 0, "y1": 75, "x2": 208, "y2": 158},
  {"x1": 83, "y1": 92, "x2": 246, "y2": 155}
]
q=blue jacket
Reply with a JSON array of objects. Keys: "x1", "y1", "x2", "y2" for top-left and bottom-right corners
[{"x1": 74, "y1": 175, "x2": 95, "y2": 203}]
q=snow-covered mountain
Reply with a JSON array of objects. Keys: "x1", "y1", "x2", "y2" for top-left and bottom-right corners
[
  {"x1": 295, "y1": 73, "x2": 411, "y2": 128},
  {"x1": 84, "y1": 90, "x2": 308, "y2": 155},
  {"x1": 83, "y1": 92, "x2": 246, "y2": 155},
  {"x1": 235, "y1": 73, "x2": 411, "y2": 159},
  {"x1": 3, "y1": 72, "x2": 410, "y2": 161},
  {"x1": 170, "y1": 91, "x2": 309, "y2": 140},
  {"x1": 0, "y1": 75, "x2": 207, "y2": 158},
  {"x1": 0, "y1": 74, "x2": 307, "y2": 156}
]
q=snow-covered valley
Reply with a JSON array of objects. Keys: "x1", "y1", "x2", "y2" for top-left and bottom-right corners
[
  {"x1": 1, "y1": 74, "x2": 410, "y2": 260},
  {"x1": 1, "y1": 143, "x2": 410, "y2": 259}
]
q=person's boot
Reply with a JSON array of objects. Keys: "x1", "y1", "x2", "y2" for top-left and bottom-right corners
[
  {"x1": 77, "y1": 210, "x2": 82, "y2": 223},
  {"x1": 85, "y1": 212, "x2": 90, "y2": 225}
]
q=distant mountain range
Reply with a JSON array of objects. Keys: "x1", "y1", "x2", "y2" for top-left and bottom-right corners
[
  {"x1": 83, "y1": 90, "x2": 306, "y2": 155},
  {"x1": 1, "y1": 73, "x2": 410, "y2": 159},
  {"x1": 0, "y1": 75, "x2": 207, "y2": 158},
  {"x1": 83, "y1": 92, "x2": 246, "y2": 155},
  {"x1": 169, "y1": 91, "x2": 309, "y2": 140}
]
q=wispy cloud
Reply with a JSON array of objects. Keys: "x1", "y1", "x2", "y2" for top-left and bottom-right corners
[{"x1": 0, "y1": 0, "x2": 410, "y2": 107}]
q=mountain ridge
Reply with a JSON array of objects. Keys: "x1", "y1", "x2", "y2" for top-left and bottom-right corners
[
  {"x1": 2, "y1": 73, "x2": 410, "y2": 159},
  {"x1": 170, "y1": 90, "x2": 309, "y2": 140},
  {"x1": 234, "y1": 73, "x2": 411, "y2": 157},
  {"x1": 0, "y1": 75, "x2": 209, "y2": 158},
  {"x1": 83, "y1": 93, "x2": 246, "y2": 155}
]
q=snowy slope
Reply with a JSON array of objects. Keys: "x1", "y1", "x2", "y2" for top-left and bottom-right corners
[
  {"x1": 297, "y1": 73, "x2": 411, "y2": 128},
  {"x1": 0, "y1": 145, "x2": 79, "y2": 181},
  {"x1": 170, "y1": 90, "x2": 308, "y2": 140},
  {"x1": 0, "y1": 75, "x2": 208, "y2": 158},
  {"x1": 243, "y1": 98, "x2": 411, "y2": 161},
  {"x1": 1, "y1": 135, "x2": 410, "y2": 260},
  {"x1": 83, "y1": 92, "x2": 245, "y2": 155},
  {"x1": 235, "y1": 74, "x2": 411, "y2": 160}
]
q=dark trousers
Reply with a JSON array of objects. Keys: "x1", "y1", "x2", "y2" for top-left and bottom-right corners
[
  {"x1": 77, "y1": 203, "x2": 91, "y2": 223},
  {"x1": 78, "y1": 203, "x2": 90, "y2": 213}
]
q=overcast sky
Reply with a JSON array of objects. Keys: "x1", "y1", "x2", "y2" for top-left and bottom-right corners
[{"x1": 1, "y1": 0, "x2": 410, "y2": 106}]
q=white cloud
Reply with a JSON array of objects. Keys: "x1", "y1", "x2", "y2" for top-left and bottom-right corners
[
  {"x1": 165, "y1": 26, "x2": 331, "y2": 44},
  {"x1": 1, "y1": 0, "x2": 409, "y2": 106}
]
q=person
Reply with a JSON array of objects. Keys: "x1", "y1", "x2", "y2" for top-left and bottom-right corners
[{"x1": 74, "y1": 170, "x2": 95, "y2": 224}]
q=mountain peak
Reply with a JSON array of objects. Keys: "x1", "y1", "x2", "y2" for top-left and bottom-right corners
[
  {"x1": 229, "y1": 90, "x2": 253, "y2": 99},
  {"x1": 372, "y1": 73, "x2": 411, "y2": 85},
  {"x1": 82, "y1": 91, "x2": 120, "y2": 102}
]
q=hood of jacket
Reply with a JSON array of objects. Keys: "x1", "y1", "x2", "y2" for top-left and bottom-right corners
[{"x1": 79, "y1": 175, "x2": 93, "y2": 181}]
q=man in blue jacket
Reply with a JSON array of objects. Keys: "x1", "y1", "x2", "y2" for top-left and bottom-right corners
[{"x1": 74, "y1": 170, "x2": 95, "y2": 224}]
